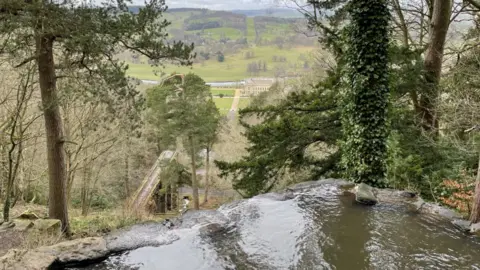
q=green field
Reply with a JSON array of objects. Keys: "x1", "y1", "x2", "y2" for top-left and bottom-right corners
[
  {"x1": 213, "y1": 97, "x2": 233, "y2": 115},
  {"x1": 246, "y1": 17, "x2": 256, "y2": 43},
  {"x1": 127, "y1": 46, "x2": 317, "y2": 82},
  {"x1": 238, "y1": 98, "x2": 251, "y2": 109},
  {"x1": 211, "y1": 89, "x2": 235, "y2": 96},
  {"x1": 187, "y1": 27, "x2": 244, "y2": 41}
]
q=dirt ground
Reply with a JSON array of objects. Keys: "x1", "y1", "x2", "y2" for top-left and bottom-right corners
[{"x1": 0, "y1": 230, "x2": 25, "y2": 257}]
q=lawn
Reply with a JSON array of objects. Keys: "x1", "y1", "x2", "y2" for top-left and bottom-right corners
[
  {"x1": 211, "y1": 89, "x2": 235, "y2": 96},
  {"x1": 238, "y1": 98, "x2": 251, "y2": 109},
  {"x1": 126, "y1": 45, "x2": 318, "y2": 82},
  {"x1": 213, "y1": 97, "x2": 233, "y2": 115}
]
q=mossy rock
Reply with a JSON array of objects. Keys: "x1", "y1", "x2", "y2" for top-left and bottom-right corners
[
  {"x1": 16, "y1": 210, "x2": 40, "y2": 220},
  {"x1": 33, "y1": 219, "x2": 61, "y2": 233},
  {"x1": 12, "y1": 219, "x2": 34, "y2": 232},
  {"x1": 354, "y1": 183, "x2": 378, "y2": 205}
]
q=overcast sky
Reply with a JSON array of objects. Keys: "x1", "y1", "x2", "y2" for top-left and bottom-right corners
[{"x1": 130, "y1": 0, "x2": 280, "y2": 10}]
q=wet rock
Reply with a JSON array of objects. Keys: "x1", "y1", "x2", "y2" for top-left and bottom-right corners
[
  {"x1": 452, "y1": 219, "x2": 471, "y2": 232},
  {"x1": 399, "y1": 191, "x2": 416, "y2": 198},
  {"x1": 0, "y1": 249, "x2": 56, "y2": 270},
  {"x1": 409, "y1": 197, "x2": 425, "y2": 211},
  {"x1": 254, "y1": 191, "x2": 296, "y2": 201},
  {"x1": 106, "y1": 222, "x2": 179, "y2": 252},
  {"x1": 38, "y1": 237, "x2": 108, "y2": 263},
  {"x1": 13, "y1": 219, "x2": 34, "y2": 232},
  {"x1": 16, "y1": 210, "x2": 40, "y2": 220},
  {"x1": 288, "y1": 178, "x2": 351, "y2": 192},
  {"x1": 354, "y1": 183, "x2": 377, "y2": 205},
  {"x1": 199, "y1": 223, "x2": 228, "y2": 236},
  {"x1": 420, "y1": 203, "x2": 462, "y2": 220},
  {"x1": 0, "y1": 237, "x2": 107, "y2": 269},
  {"x1": 470, "y1": 222, "x2": 480, "y2": 236},
  {"x1": 32, "y1": 219, "x2": 61, "y2": 233}
]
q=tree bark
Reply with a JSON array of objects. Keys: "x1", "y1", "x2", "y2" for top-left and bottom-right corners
[
  {"x1": 189, "y1": 136, "x2": 199, "y2": 210},
  {"x1": 203, "y1": 146, "x2": 210, "y2": 204},
  {"x1": 420, "y1": 0, "x2": 451, "y2": 135},
  {"x1": 470, "y1": 152, "x2": 480, "y2": 223},
  {"x1": 171, "y1": 183, "x2": 178, "y2": 210},
  {"x1": 81, "y1": 164, "x2": 92, "y2": 216},
  {"x1": 155, "y1": 182, "x2": 166, "y2": 213},
  {"x1": 166, "y1": 184, "x2": 172, "y2": 211},
  {"x1": 124, "y1": 154, "x2": 130, "y2": 199},
  {"x1": 36, "y1": 34, "x2": 70, "y2": 233}
]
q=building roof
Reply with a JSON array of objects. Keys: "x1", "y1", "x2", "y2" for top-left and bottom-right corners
[{"x1": 245, "y1": 78, "x2": 276, "y2": 85}]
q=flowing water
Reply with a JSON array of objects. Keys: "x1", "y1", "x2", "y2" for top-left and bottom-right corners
[{"x1": 74, "y1": 181, "x2": 480, "y2": 270}]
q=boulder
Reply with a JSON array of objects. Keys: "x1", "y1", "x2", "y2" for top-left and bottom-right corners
[
  {"x1": 354, "y1": 183, "x2": 377, "y2": 205},
  {"x1": 16, "y1": 211, "x2": 40, "y2": 220},
  {"x1": 409, "y1": 197, "x2": 425, "y2": 212},
  {"x1": 12, "y1": 219, "x2": 34, "y2": 232},
  {"x1": 470, "y1": 222, "x2": 480, "y2": 236},
  {"x1": 0, "y1": 249, "x2": 56, "y2": 270},
  {"x1": 0, "y1": 237, "x2": 109, "y2": 269},
  {"x1": 452, "y1": 219, "x2": 471, "y2": 232},
  {"x1": 37, "y1": 237, "x2": 108, "y2": 263},
  {"x1": 33, "y1": 219, "x2": 61, "y2": 233}
]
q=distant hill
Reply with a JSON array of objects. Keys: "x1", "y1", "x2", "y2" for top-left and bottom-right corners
[
  {"x1": 230, "y1": 8, "x2": 303, "y2": 18},
  {"x1": 128, "y1": 6, "x2": 303, "y2": 18}
]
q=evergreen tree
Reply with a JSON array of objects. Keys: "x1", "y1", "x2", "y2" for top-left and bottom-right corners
[
  {"x1": 146, "y1": 73, "x2": 220, "y2": 209},
  {"x1": 0, "y1": 0, "x2": 194, "y2": 233},
  {"x1": 216, "y1": 70, "x2": 342, "y2": 197}
]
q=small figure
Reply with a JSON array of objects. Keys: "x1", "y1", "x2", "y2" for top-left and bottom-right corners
[{"x1": 180, "y1": 195, "x2": 190, "y2": 214}]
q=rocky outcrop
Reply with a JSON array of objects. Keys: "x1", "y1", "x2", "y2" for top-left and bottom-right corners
[
  {"x1": 15, "y1": 211, "x2": 40, "y2": 220},
  {"x1": 0, "y1": 249, "x2": 56, "y2": 270},
  {"x1": 12, "y1": 219, "x2": 34, "y2": 232},
  {"x1": 33, "y1": 219, "x2": 61, "y2": 233},
  {"x1": 0, "y1": 237, "x2": 108, "y2": 270},
  {"x1": 470, "y1": 222, "x2": 480, "y2": 236},
  {"x1": 354, "y1": 183, "x2": 378, "y2": 205}
]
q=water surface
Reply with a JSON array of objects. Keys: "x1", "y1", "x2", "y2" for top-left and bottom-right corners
[{"x1": 75, "y1": 182, "x2": 480, "y2": 270}]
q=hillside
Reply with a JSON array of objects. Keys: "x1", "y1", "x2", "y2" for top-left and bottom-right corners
[{"x1": 123, "y1": 7, "x2": 318, "y2": 82}]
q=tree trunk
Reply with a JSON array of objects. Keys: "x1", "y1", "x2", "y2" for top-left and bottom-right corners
[
  {"x1": 81, "y1": 159, "x2": 92, "y2": 217},
  {"x1": 36, "y1": 34, "x2": 70, "y2": 233},
  {"x1": 155, "y1": 182, "x2": 166, "y2": 213},
  {"x1": 171, "y1": 183, "x2": 178, "y2": 210},
  {"x1": 124, "y1": 154, "x2": 130, "y2": 199},
  {"x1": 3, "y1": 143, "x2": 16, "y2": 222},
  {"x1": 420, "y1": 0, "x2": 451, "y2": 135},
  {"x1": 203, "y1": 146, "x2": 210, "y2": 204},
  {"x1": 166, "y1": 184, "x2": 172, "y2": 211},
  {"x1": 189, "y1": 136, "x2": 199, "y2": 210},
  {"x1": 470, "y1": 152, "x2": 480, "y2": 223}
]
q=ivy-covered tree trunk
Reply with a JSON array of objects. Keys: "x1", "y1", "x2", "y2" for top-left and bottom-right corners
[{"x1": 342, "y1": 0, "x2": 390, "y2": 187}]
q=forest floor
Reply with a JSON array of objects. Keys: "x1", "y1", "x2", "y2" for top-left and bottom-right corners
[{"x1": 0, "y1": 195, "x2": 230, "y2": 257}]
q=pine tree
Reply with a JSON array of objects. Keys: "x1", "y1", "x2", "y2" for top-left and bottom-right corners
[{"x1": 146, "y1": 73, "x2": 220, "y2": 209}]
